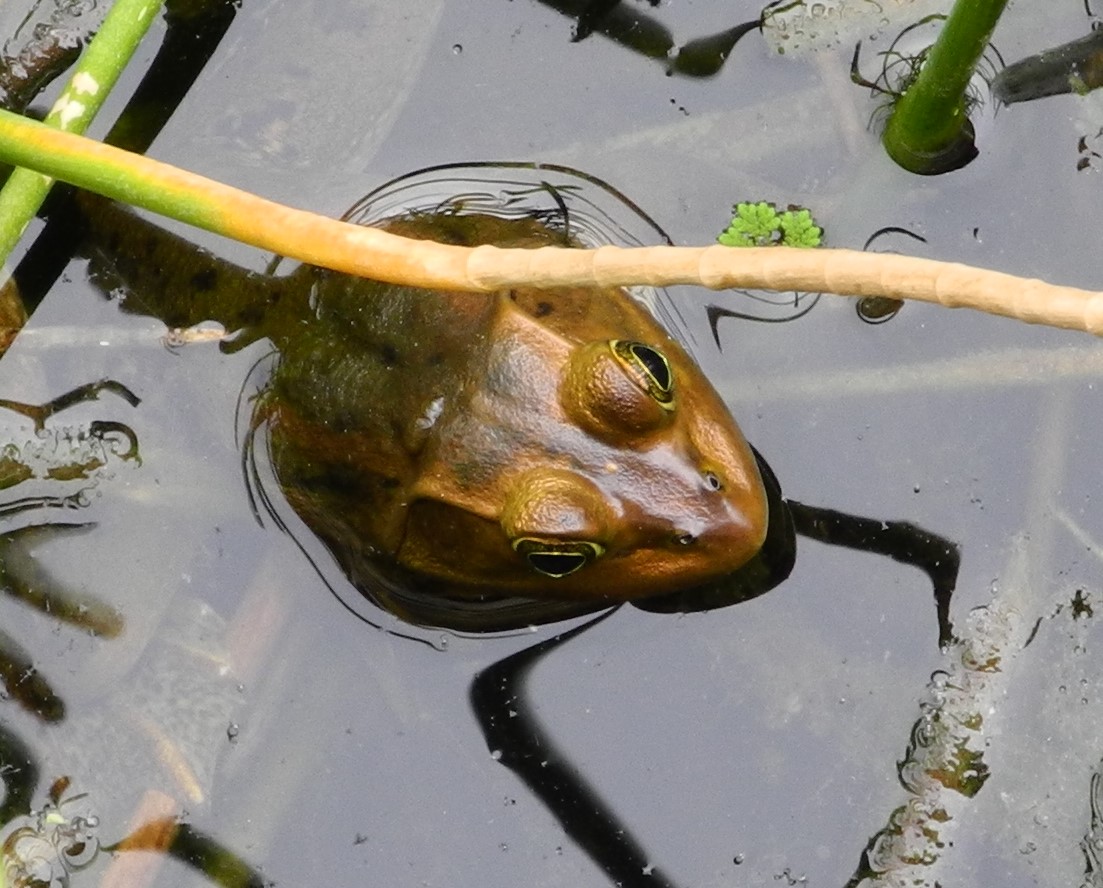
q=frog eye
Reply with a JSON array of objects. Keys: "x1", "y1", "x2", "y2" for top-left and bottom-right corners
[
  {"x1": 561, "y1": 342, "x2": 674, "y2": 440},
  {"x1": 512, "y1": 539, "x2": 605, "y2": 578},
  {"x1": 611, "y1": 340, "x2": 674, "y2": 408}
]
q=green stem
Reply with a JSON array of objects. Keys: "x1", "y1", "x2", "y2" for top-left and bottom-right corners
[
  {"x1": 0, "y1": 0, "x2": 166, "y2": 265},
  {"x1": 882, "y1": 0, "x2": 1009, "y2": 174}
]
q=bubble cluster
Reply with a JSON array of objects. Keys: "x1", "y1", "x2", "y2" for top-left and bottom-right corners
[{"x1": 761, "y1": 0, "x2": 953, "y2": 54}]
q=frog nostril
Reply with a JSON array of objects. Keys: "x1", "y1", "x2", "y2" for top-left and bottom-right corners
[
  {"x1": 703, "y1": 471, "x2": 723, "y2": 492},
  {"x1": 674, "y1": 532, "x2": 697, "y2": 546}
]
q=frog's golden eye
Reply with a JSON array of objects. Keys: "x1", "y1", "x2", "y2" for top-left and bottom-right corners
[
  {"x1": 512, "y1": 539, "x2": 605, "y2": 578},
  {"x1": 560, "y1": 342, "x2": 674, "y2": 440},
  {"x1": 610, "y1": 340, "x2": 674, "y2": 408},
  {"x1": 502, "y1": 470, "x2": 612, "y2": 578}
]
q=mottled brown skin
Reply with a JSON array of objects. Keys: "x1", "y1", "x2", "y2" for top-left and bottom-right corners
[{"x1": 85, "y1": 202, "x2": 769, "y2": 628}]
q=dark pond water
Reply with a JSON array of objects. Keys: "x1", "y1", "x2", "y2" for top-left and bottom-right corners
[{"x1": 3, "y1": 2, "x2": 1103, "y2": 887}]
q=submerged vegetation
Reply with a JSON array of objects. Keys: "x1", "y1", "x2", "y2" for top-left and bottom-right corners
[{"x1": 880, "y1": 0, "x2": 1009, "y2": 173}]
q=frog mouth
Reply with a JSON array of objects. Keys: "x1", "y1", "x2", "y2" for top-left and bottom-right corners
[{"x1": 343, "y1": 448, "x2": 794, "y2": 635}]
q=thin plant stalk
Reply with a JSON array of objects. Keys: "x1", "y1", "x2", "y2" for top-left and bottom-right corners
[
  {"x1": 882, "y1": 0, "x2": 1009, "y2": 173},
  {"x1": 0, "y1": 108, "x2": 1101, "y2": 337},
  {"x1": 0, "y1": 0, "x2": 167, "y2": 264}
]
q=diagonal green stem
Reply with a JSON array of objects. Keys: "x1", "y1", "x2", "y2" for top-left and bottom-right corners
[
  {"x1": 0, "y1": 0, "x2": 167, "y2": 266},
  {"x1": 883, "y1": 0, "x2": 1009, "y2": 173}
]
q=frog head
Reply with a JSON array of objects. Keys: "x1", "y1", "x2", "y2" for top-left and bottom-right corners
[{"x1": 393, "y1": 295, "x2": 770, "y2": 604}]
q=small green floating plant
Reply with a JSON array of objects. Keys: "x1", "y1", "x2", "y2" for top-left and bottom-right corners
[{"x1": 717, "y1": 201, "x2": 823, "y2": 249}]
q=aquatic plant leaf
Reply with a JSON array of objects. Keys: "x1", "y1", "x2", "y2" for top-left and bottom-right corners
[
  {"x1": 718, "y1": 201, "x2": 781, "y2": 247},
  {"x1": 778, "y1": 209, "x2": 823, "y2": 248},
  {"x1": 718, "y1": 202, "x2": 822, "y2": 249}
]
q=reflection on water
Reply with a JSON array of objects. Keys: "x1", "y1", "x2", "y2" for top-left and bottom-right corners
[{"x1": 532, "y1": 0, "x2": 760, "y2": 76}]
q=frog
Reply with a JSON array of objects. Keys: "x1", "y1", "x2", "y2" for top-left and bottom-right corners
[{"x1": 80, "y1": 173, "x2": 799, "y2": 633}]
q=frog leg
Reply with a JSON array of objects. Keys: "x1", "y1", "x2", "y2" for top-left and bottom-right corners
[
  {"x1": 106, "y1": 820, "x2": 267, "y2": 888},
  {"x1": 81, "y1": 194, "x2": 294, "y2": 338},
  {"x1": 0, "y1": 379, "x2": 139, "y2": 433},
  {"x1": 0, "y1": 524, "x2": 124, "y2": 725},
  {"x1": 785, "y1": 500, "x2": 959, "y2": 649},
  {"x1": 0, "y1": 721, "x2": 39, "y2": 823},
  {"x1": 470, "y1": 610, "x2": 680, "y2": 888},
  {"x1": 632, "y1": 447, "x2": 957, "y2": 649},
  {"x1": 557, "y1": 0, "x2": 672, "y2": 57},
  {"x1": 0, "y1": 625, "x2": 65, "y2": 723},
  {"x1": 0, "y1": 523, "x2": 124, "y2": 639}
]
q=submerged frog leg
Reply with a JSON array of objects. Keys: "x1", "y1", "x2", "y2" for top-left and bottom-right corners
[
  {"x1": 786, "y1": 500, "x2": 960, "y2": 649},
  {"x1": 107, "y1": 820, "x2": 267, "y2": 888},
  {"x1": 81, "y1": 194, "x2": 296, "y2": 337},
  {"x1": 0, "y1": 379, "x2": 139, "y2": 433},
  {"x1": 0, "y1": 523, "x2": 124, "y2": 639},
  {"x1": 470, "y1": 611, "x2": 680, "y2": 888},
  {"x1": 0, "y1": 625, "x2": 64, "y2": 723},
  {"x1": 0, "y1": 721, "x2": 39, "y2": 823}
]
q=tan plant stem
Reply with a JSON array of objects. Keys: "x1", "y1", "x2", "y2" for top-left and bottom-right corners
[{"x1": 1, "y1": 109, "x2": 1101, "y2": 336}]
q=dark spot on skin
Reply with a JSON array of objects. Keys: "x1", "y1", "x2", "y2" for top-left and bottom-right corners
[
  {"x1": 427, "y1": 352, "x2": 445, "y2": 366},
  {"x1": 534, "y1": 301, "x2": 554, "y2": 317},
  {"x1": 330, "y1": 411, "x2": 355, "y2": 434},
  {"x1": 380, "y1": 343, "x2": 400, "y2": 367},
  {"x1": 238, "y1": 304, "x2": 264, "y2": 326},
  {"x1": 380, "y1": 476, "x2": 401, "y2": 490},
  {"x1": 190, "y1": 268, "x2": 218, "y2": 292}
]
